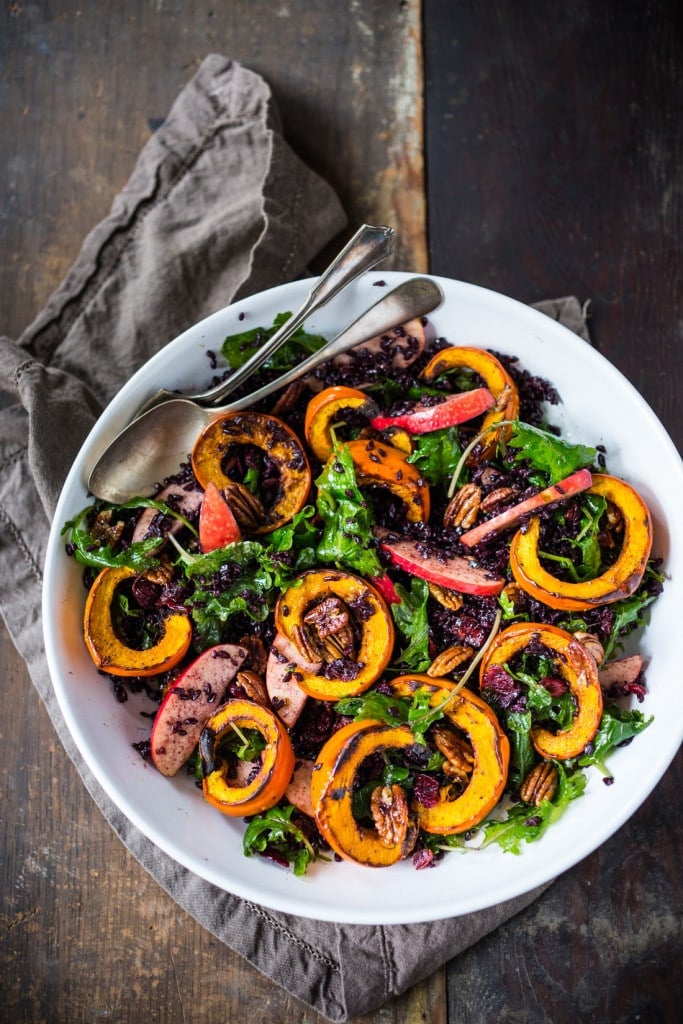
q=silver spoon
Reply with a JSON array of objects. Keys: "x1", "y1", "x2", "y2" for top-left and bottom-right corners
[
  {"x1": 87, "y1": 277, "x2": 443, "y2": 503},
  {"x1": 136, "y1": 223, "x2": 395, "y2": 415}
]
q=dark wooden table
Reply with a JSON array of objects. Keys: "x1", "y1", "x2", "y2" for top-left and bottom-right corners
[{"x1": 1, "y1": 3, "x2": 681, "y2": 1021}]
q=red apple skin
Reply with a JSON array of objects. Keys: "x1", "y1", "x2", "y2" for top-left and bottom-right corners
[
  {"x1": 368, "y1": 573, "x2": 402, "y2": 605},
  {"x1": 458, "y1": 469, "x2": 593, "y2": 548},
  {"x1": 370, "y1": 388, "x2": 494, "y2": 434},
  {"x1": 198, "y1": 482, "x2": 243, "y2": 552},
  {"x1": 150, "y1": 643, "x2": 247, "y2": 777},
  {"x1": 378, "y1": 536, "x2": 505, "y2": 596}
]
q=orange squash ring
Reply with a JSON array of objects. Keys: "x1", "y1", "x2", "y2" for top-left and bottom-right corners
[{"x1": 510, "y1": 474, "x2": 653, "y2": 611}]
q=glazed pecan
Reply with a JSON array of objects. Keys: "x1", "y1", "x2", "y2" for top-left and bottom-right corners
[
  {"x1": 427, "y1": 644, "x2": 474, "y2": 677},
  {"x1": 292, "y1": 623, "x2": 324, "y2": 663},
  {"x1": 432, "y1": 727, "x2": 474, "y2": 785},
  {"x1": 520, "y1": 761, "x2": 559, "y2": 806},
  {"x1": 371, "y1": 784, "x2": 411, "y2": 848},
  {"x1": 143, "y1": 554, "x2": 175, "y2": 587},
  {"x1": 238, "y1": 635, "x2": 269, "y2": 677},
  {"x1": 427, "y1": 582, "x2": 464, "y2": 611},
  {"x1": 270, "y1": 379, "x2": 308, "y2": 418},
  {"x1": 223, "y1": 481, "x2": 266, "y2": 529},
  {"x1": 443, "y1": 482, "x2": 482, "y2": 529},
  {"x1": 92, "y1": 510, "x2": 125, "y2": 547},
  {"x1": 573, "y1": 630, "x2": 605, "y2": 666},
  {"x1": 479, "y1": 486, "x2": 517, "y2": 515},
  {"x1": 235, "y1": 670, "x2": 269, "y2": 707},
  {"x1": 304, "y1": 597, "x2": 356, "y2": 662}
]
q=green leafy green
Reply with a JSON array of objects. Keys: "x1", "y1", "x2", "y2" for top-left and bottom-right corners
[
  {"x1": 599, "y1": 563, "x2": 663, "y2": 661},
  {"x1": 242, "y1": 804, "x2": 320, "y2": 876},
  {"x1": 577, "y1": 702, "x2": 652, "y2": 774},
  {"x1": 182, "y1": 532, "x2": 316, "y2": 645},
  {"x1": 334, "y1": 686, "x2": 446, "y2": 748},
  {"x1": 391, "y1": 577, "x2": 431, "y2": 672},
  {"x1": 62, "y1": 498, "x2": 196, "y2": 572},
  {"x1": 314, "y1": 442, "x2": 384, "y2": 577},
  {"x1": 507, "y1": 422, "x2": 597, "y2": 484},
  {"x1": 219, "y1": 723, "x2": 268, "y2": 762},
  {"x1": 504, "y1": 711, "x2": 536, "y2": 791},
  {"x1": 479, "y1": 763, "x2": 588, "y2": 853},
  {"x1": 407, "y1": 427, "x2": 462, "y2": 487},
  {"x1": 222, "y1": 313, "x2": 327, "y2": 372}
]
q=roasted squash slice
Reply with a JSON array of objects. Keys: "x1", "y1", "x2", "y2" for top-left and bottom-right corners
[
  {"x1": 191, "y1": 411, "x2": 311, "y2": 534},
  {"x1": 304, "y1": 386, "x2": 379, "y2": 463},
  {"x1": 274, "y1": 570, "x2": 394, "y2": 699},
  {"x1": 389, "y1": 675, "x2": 510, "y2": 835},
  {"x1": 83, "y1": 566, "x2": 192, "y2": 676},
  {"x1": 479, "y1": 622, "x2": 603, "y2": 760},
  {"x1": 510, "y1": 473, "x2": 653, "y2": 611},
  {"x1": 343, "y1": 438, "x2": 430, "y2": 522},
  {"x1": 199, "y1": 699, "x2": 295, "y2": 816},
  {"x1": 311, "y1": 719, "x2": 418, "y2": 866}
]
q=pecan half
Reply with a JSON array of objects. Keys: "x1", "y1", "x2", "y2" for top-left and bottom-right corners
[
  {"x1": 223, "y1": 481, "x2": 266, "y2": 529},
  {"x1": 479, "y1": 486, "x2": 517, "y2": 515},
  {"x1": 303, "y1": 597, "x2": 357, "y2": 663},
  {"x1": 371, "y1": 784, "x2": 411, "y2": 848},
  {"x1": 427, "y1": 644, "x2": 474, "y2": 677},
  {"x1": 520, "y1": 761, "x2": 559, "y2": 806},
  {"x1": 235, "y1": 670, "x2": 269, "y2": 707},
  {"x1": 92, "y1": 510, "x2": 125, "y2": 547},
  {"x1": 427, "y1": 582, "x2": 464, "y2": 611},
  {"x1": 443, "y1": 483, "x2": 482, "y2": 529},
  {"x1": 270, "y1": 379, "x2": 308, "y2": 418},
  {"x1": 432, "y1": 726, "x2": 474, "y2": 785},
  {"x1": 573, "y1": 631, "x2": 605, "y2": 666},
  {"x1": 143, "y1": 553, "x2": 175, "y2": 587},
  {"x1": 292, "y1": 623, "x2": 324, "y2": 663},
  {"x1": 238, "y1": 635, "x2": 269, "y2": 677}
]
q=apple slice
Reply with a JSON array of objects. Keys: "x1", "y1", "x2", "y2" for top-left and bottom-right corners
[
  {"x1": 368, "y1": 572, "x2": 402, "y2": 606},
  {"x1": 598, "y1": 654, "x2": 643, "y2": 689},
  {"x1": 150, "y1": 643, "x2": 247, "y2": 777},
  {"x1": 378, "y1": 535, "x2": 505, "y2": 596},
  {"x1": 198, "y1": 481, "x2": 242, "y2": 551},
  {"x1": 336, "y1": 316, "x2": 427, "y2": 370},
  {"x1": 458, "y1": 469, "x2": 593, "y2": 548},
  {"x1": 265, "y1": 634, "x2": 316, "y2": 728},
  {"x1": 370, "y1": 388, "x2": 494, "y2": 434},
  {"x1": 285, "y1": 758, "x2": 316, "y2": 817},
  {"x1": 131, "y1": 481, "x2": 203, "y2": 545}
]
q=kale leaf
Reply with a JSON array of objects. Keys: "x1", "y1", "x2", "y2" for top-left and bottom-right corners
[
  {"x1": 391, "y1": 577, "x2": 431, "y2": 672},
  {"x1": 407, "y1": 427, "x2": 462, "y2": 487},
  {"x1": 507, "y1": 422, "x2": 597, "y2": 484},
  {"x1": 314, "y1": 442, "x2": 384, "y2": 577},
  {"x1": 222, "y1": 313, "x2": 327, "y2": 372},
  {"x1": 242, "y1": 804, "x2": 319, "y2": 876}
]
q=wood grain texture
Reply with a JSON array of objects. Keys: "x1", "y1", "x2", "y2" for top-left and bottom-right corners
[
  {"x1": 424, "y1": 2, "x2": 682, "y2": 1021},
  {"x1": 0, "y1": 2, "x2": 431, "y2": 1022}
]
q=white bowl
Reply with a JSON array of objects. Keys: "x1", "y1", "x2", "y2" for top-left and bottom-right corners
[{"x1": 43, "y1": 272, "x2": 683, "y2": 924}]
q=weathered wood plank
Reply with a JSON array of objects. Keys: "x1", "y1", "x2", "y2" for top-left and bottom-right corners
[
  {"x1": 0, "y1": 2, "x2": 430, "y2": 1023},
  {"x1": 423, "y1": 3, "x2": 682, "y2": 1020}
]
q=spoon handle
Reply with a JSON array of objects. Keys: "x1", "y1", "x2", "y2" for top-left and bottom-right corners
[
  {"x1": 182, "y1": 224, "x2": 394, "y2": 408},
  {"x1": 214, "y1": 277, "x2": 444, "y2": 414}
]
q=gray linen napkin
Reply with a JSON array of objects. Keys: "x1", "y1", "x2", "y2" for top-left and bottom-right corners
[{"x1": 0, "y1": 55, "x2": 588, "y2": 1022}]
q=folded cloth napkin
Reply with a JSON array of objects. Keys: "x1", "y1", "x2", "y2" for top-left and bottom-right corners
[{"x1": 0, "y1": 55, "x2": 590, "y2": 1022}]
